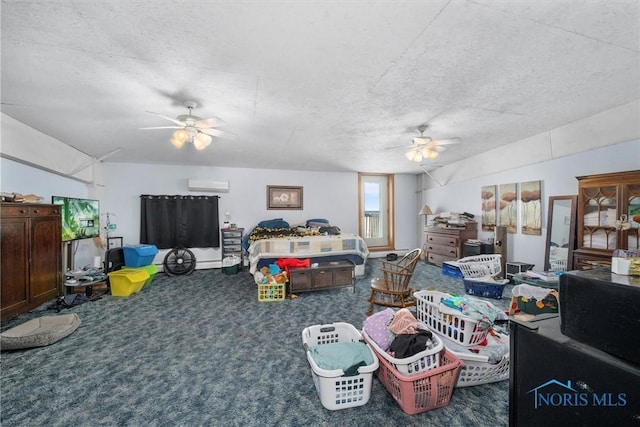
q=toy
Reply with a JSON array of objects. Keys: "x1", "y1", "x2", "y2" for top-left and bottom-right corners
[{"x1": 256, "y1": 264, "x2": 288, "y2": 285}]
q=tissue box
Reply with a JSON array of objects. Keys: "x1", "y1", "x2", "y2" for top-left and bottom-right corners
[{"x1": 611, "y1": 257, "x2": 631, "y2": 275}]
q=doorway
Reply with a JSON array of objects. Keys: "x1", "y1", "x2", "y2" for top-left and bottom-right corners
[{"x1": 359, "y1": 173, "x2": 394, "y2": 251}]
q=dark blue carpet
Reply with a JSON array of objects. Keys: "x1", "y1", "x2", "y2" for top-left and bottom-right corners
[{"x1": 1, "y1": 259, "x2": 512, "y2": 427}]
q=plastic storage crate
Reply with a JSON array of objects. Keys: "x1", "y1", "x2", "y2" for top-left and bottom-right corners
[
  {"x1": 362, "y1": 329, "x2": 443, "y2": 376},
  {"x1": 441, "y1": 262, "x2": 463, "y2": 279},
  {"x1": 413, "y1": 290, "x2": 489, "y2": 347},
  {"x1": 456, "y1": 254, "x2": 502, "y2": 278},
  {"x1": 302, "y1": 322, "x2": 378, "y2": 410},
  {"x1": 372, "y1": 345, "x2": 462, "y2": 415},
  {"x1": 123, "y1": 244, "x2": 158, "y2": 267},
  {"x1": 123, "y1": 264, "x2": 158, "y2": 285},
  {"x1": 107, "y1": 269, "x2": 149, "y2": 296},
  {"x1": 463, "y1": 278, "x2": 508, "y2": 299},
  {"x1": 257, "y1": 283, "x2": 286, "y2": 301}
]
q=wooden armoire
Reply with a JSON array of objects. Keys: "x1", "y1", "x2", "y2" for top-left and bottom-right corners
[{"x1": 1, "y1": 203, "x2": 62, "y2": 320}]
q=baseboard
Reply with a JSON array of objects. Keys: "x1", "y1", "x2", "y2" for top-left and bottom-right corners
[
  {"x1": 368, "y1": 249, "x2": 411, "y2": 259},
  {"x1": 156, "y1": 259, "x2": 222, "y2": 273}
]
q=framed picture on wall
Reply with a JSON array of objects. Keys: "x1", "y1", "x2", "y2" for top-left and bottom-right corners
[
  {"x1": 267, "y1": 186, "x2": 303, "y2": 210},
  {"x1": 520, "y1": 180, "x2": 542, "y2": 235},
  {"x1": 499, "y1": 182, "x2": 518, "y2": 234},
  {"x1": 481, "y1": 185, "x2": 497, "y2": 231}
]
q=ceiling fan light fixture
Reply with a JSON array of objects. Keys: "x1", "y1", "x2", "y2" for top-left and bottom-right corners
[
  {"x1": 171, "y1": 136, "x2": 187, "y2": 149},
  {"x1": 405, "y1": 149, "x2": 423, "y2": 162},
  {"x1": 193, "y1": 132, "x2": 212, "y2": 150},
  {"x1": 173, "y1": 129, "x2": 189, "y2": 143},
  {"x1": 424, "y1": 147, "x2": 439, "y2": 160}
]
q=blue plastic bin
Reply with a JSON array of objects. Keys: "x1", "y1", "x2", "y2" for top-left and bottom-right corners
[{"x1": 123, "y1": 244, "x2": 158, "y2": 267}]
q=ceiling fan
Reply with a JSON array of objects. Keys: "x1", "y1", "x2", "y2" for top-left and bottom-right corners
[
  {"x1": 390, "y1": 125, "x2": 461, "y2": 162},
  {"x1": 141, "y1": 101, "x2": 225, "y2": 150}
]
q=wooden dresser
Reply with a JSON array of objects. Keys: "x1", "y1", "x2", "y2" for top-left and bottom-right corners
[
  {"x1": 424, "y1": 222, "x2": 478, "y2": 266},
  {"x1": 1, "y1": 203, "x2": 62, "y2": 320}
]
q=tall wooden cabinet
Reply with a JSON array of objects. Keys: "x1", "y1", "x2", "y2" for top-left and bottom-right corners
[
  {"x1": 573, "y1": 170, "x2": 640, "y2": 270},
  {"x1": 1, "y1": 203, "x2": 62, "y2": 320},
  {"x1": 424, "y1": 222, "x2": 478, "y2": 266}
]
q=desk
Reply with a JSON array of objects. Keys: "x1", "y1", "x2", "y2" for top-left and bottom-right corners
[{"x1": 512, "y1": 273, "x2": 559, "y2": 290}]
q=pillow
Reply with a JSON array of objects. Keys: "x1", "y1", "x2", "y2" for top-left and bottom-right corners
[
  {"x1": 258, "y1": 218, "x2": 290, "y2": 229},
  {"x1": 319, "y1": 225, "x2": 340, "y2": 235},
  {"x1": 306, "y1": 218, "x2": 329, "y2": 227}
]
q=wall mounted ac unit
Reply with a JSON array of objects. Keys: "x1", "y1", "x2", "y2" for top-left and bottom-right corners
[{"x1": 187, "y1": 179, "x2": 230, "y2": 193}]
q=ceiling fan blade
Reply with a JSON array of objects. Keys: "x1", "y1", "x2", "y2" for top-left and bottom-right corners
[
  {"x1": 145, "y1": 111, "x2": 186, "y2": 126},
  {"x1": 196, "y1": 117, "x2": 224, "y2": 128},
  {"x1": 432, "y1": 137, "x2": 462, "y2": 146},
  {"x1": 140, "y1": 126, "x2": 183, "y2": 130},
  {"x1": 432, "y1": 145, "x2": 447, "y2": 153},
  {"x1": 199, "y1": 128, "x2": 226, "y2": 137},
  {"x1": 385, "y1": 144, "x2": 412, "y2": 150}
]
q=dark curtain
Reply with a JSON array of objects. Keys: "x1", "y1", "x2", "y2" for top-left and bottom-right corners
[{"x1": 140, "y1": 195, "x2": 220, "y2": 249}]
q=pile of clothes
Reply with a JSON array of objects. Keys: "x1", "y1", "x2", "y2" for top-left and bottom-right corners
[{"x1": 363, "y1": 308, "x2": 440, "y2": 359}]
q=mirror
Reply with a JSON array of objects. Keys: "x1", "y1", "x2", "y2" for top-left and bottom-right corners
[{"x1": 544, "y1": 195, "x2": 578, "y2": 271}]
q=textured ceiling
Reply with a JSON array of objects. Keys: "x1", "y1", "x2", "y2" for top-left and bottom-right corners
[{"x1": 1, "y1": 1, "x2": 639, "y2": 174}]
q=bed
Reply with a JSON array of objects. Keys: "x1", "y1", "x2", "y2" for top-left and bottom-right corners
[{"x1": 244, "y1": 218, "x2": 369, "y2": 277}]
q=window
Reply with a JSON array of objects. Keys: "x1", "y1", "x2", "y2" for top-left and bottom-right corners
[{"x1": 359, "y1": 173, "x2": 394, "y2": 250}]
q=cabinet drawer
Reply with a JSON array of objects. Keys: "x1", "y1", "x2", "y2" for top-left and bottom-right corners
[
  {"x1": 290, "y1": 270, "x2": 312, "y2": 290},
  {"x1": 223, "y1": 238, "x2": 242, "y2": 245},
  {"x1": 427, "y1": 252, "x2": 452, "y2": 267},
  {"x1": 425, "y1": 242, "x2": 458, "y2": 257},
  {"x1": 426, "y1": 233, "x2": 459, "y2": 247},
  {"x1": 334, "y1": 267, "x2": 354, "y2": 286},
  {"x1": 223, "y1": 244, "x2": 241, "y2": 252},
  {"x1": 313, "y1": 269, "x2": 334, "y2": 287},
  {"x1": 1, "y1": 205, "x2": 30, "y2": 217},
  {"x1": 222, "y1": 230, "x2": 242, "y2": 238},
  {"x1": 30, "y1": 205, "x2": 60, "y2": 216}
]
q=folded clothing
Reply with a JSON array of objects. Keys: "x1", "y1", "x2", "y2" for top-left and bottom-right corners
[{"x1": 309, "y1": 341, "x2": 374, "y2": 376}]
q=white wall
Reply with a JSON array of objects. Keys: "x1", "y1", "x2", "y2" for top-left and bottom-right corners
[
  {"x1": 0, "y1": 157, "x2": 102, "y2": 269},
  {"x1": 421, "y1": 139, "x2": 640, "y2": 270},
  {"x1": 1, "y1": 153, "x2": 420, "y2": 269}
]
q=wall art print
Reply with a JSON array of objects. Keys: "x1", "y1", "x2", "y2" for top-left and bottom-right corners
[
  {"x1": 267, "y1": 185, "x2": 303, "y2": 210},
  {"x1": 520, "y1": 180, "x2": 542, "y2": 235},
  {"x1": 499, "y1": 183, "x2": 518, "y2": 234},
  {"x1": 481, "y1": 185, "x2": 497, "y2": 231}
]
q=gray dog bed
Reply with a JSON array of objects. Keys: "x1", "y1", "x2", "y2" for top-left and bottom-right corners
[{"x1": 1, "y1": 313, "x2": 81, "y2": 351}]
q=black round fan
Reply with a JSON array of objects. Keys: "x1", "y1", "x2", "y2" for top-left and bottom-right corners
[{"x1": 163, "y1": 246, "x2": 196, "y2": 276}]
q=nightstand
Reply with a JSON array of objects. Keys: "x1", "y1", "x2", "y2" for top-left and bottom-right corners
[{"x1": 221, "y1": 228, "x2": 244, "y2": 271}]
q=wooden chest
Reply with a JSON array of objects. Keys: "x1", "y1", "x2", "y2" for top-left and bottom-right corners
[{"x1": 288, "y1": 260, "x2": 355, "y2": 294}]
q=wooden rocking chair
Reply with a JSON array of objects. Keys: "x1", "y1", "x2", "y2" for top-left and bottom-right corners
[{"x1": 367, "y1": 248, "x2": 422, "y2": 315}]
